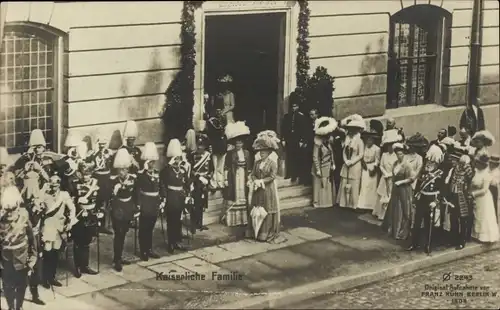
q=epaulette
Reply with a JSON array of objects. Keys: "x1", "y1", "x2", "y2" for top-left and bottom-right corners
[{"x1": 110, "y1": 175, "x2": 118, "y2": 180}]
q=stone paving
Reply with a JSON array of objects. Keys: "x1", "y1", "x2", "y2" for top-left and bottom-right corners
[
  {"x1": 290, "y1": 251, "x2": 500, "y2": 309},
  {"x1": 1, "y1": 206, "x2": 492, "y2": 309}
]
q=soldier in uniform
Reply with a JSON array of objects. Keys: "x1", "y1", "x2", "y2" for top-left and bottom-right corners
[
  {"x1": 40, "y1": 174, "x2": 77, "y2": 288},
  {"x1": 119, "y1": 120, "x2": 143, "y2": 175},
  {"x1": 110, "y1": 148, "x2": 139, "y2": 272},
  {"x1": 206, "y1": 100, "x2": 227, "y2": 190},
  {"x1": 137, "y1": 142, "x2": 162, "y2": 261},
  {"x1": 281, "y1": 92, "x2": 306, "y2": 183},
  {"x1": 88, "y1": 136, "x2": 114, "y2": 235},
  {"x1": 0, "y1": 185, "x2": 38, "y2": 310},
  {"x1": 55, "y1": 134, "x2": 86, "y2": 195},
  {"x1": 160, "y1": 139, "x2": 191, "y2": 254},
  {"x1": 187, "y1": 134, "x2": 213, "y2": 233},
  {"x1": 71, "y1": 161, "x2": 100, "y2": 277},
  {"x1": 407, "y1": 144, "x2": 445, "y2": 254}
]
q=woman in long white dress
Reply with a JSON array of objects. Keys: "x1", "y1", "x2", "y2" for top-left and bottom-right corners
[
  {"x1": 357, "y1": 127, "x2": 381, "y2": 211},
  {"x1": 471, "y1": 154, "x2": 499, "y2": 243},
  {"x1": 372, "y1": 129, "x2": 402, "y2": 220},
  {"x1": 216, "y1": 74, "x2": 235, "y2": 124},
  {"x1": 337, "y1": 117, "x2": 365, "y2": 209}
]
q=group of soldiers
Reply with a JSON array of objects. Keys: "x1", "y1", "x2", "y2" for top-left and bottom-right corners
[{"x1": 0, "y1": 120, "x2": 213, "y2": 310}]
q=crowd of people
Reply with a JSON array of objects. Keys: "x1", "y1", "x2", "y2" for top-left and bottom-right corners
[{"x1": 0, "y1": 72, "x2": 498, "y2": 310}]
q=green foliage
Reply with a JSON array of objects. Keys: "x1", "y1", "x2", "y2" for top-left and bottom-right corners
[{"x1": 306, "y1": 66, "x2": 336, "y2": 117}]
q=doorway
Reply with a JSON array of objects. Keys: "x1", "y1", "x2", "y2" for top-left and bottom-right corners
[{"x1": 204, "y1": 13, "x2": 286, "y2": 134}]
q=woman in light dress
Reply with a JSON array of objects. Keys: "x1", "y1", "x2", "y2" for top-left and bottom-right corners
[
  {"x1": 247, "y1": 130, "x2": 284, "y2": 243},
  {"x1": 223, "y1": 122, "x2": 251, "y2": 228},
  {"x1": 373, "y1": 130, "x2": 402, "y2": 220},
  {"x1": 216, "y1": 74, "x2": 236, "y2": 124},
  {"x1": 470, "y1": 130, "x2": 495, "y2": 158},
  {"x1": 356, "y1": 120, "x2": 383, "y2": 210},
  {"x1": 311, "y1": 117, "x2": 337, "y2": 208},
  {"x1": 471, "y1": 154, "x2": 499, "y2": 243},
  {"x1": 382, "y1": 143, "x2": 415, "y2": 240},
  {"x1": 337, "y1": 116, "x2": 365, "y2": 209}
]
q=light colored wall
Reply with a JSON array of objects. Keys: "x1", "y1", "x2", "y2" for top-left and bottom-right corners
[{"x1": 3, "y1": 1, "x2": 498, "y2": 153}]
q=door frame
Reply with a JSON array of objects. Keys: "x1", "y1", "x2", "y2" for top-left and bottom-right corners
[{"x1": 194, "y1": 1, "x2": 298, "y2": 135}]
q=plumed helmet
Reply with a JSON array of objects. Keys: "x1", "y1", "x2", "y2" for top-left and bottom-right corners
[
  {"x1": 426, "y1": 144, "x2": 444, "y2": 164},
  {"x1": 113, "y1": 148, "x2": 132, "y2": 169},
  {"x1": 141, "y1": 142, "x2": 159, "y2": 161},
  {"x1": 225, "y1": 121, "x2": 251, "y2": 141},
  {"x1": 123, "y1": 120, "x2": 138, "y2": 138},
  {"x1": 185, "y1": 129, "x2": 197, "y2": 153},
  {"x1": 29, "y1": 129, "x2": 46, "y2": 147},
  {"x1": 64, "y1": 131, "x2": 82, "y2": 148},
  {"x1": 166, "y1": 139, "x2": 182, "y2": 158}
]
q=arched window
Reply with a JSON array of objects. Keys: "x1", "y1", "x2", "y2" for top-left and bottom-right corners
[
  {"x1": 0, "y1": 24, "x2": 63, "y2": 153},
  {"x1": 387, "y1": 5, "x2": 452, "y2": 108}
]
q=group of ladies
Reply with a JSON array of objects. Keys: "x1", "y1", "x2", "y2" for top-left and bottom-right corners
[{"x1": 306, "y1": 112, "x2": 499, "y2": 247}]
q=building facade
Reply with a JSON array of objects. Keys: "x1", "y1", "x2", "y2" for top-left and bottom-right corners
[{"x1": 1, "y1": 1, "x2": 499, "y2": 159}]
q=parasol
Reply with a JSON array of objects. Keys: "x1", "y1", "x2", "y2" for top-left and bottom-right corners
[{"x1": 250, "y1": 206, "x2": 268, "y2": 239}]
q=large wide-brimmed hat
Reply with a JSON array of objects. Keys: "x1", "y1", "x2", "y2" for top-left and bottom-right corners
[
  {"x1": 490, "y1": 154, "x2": 500, "y2": 165},
  {"x1": 381, "y1": 129, "x2": 403, "y2": 146},
  {"x1": 392, "y1": 143, "x2": 407, "y2": 152},
  {"x1": 225, "y1": 121, "x2": 250, "y2": 143},
  {"x1": 362, "y1": 119, "x2": 384, "y2": 139},
  {"x1": 252, "y1": 130, "x2": 280, "y2": 151},
  {"x1": 471, "y1": 130, "x2": 495, "y2": 147},
  {"x1": 345, "y1": 118, "x2": 366, "y2": 131},
  {"x1": 406, "y1": 133, "x2": 429, "y2": 149},
  {"x1": 314, "y1": 117, "x2": 338, "y2": 136}
]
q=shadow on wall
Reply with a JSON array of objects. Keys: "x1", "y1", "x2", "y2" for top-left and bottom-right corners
[
  {"x1": 333, "y1": 36, "x2": 387, "y2": 119},
  {"x1": 445, "y1": 73, "x2": 500, "y2": 107}
]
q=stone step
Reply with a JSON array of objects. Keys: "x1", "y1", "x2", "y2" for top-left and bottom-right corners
[{"x1": 206, "y1": 177, "x2": 298, "y2": 201}]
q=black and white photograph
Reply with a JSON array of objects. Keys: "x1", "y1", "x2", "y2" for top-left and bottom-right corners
[{"x1": 0, "y1": 1, "x2": 499, "y2": 309}]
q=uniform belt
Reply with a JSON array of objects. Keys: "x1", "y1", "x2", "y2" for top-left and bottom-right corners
[
  {"x1": 167, "y1": 186, "x2": 183, "y2": 191},
  {"x1": 118, "y1": 197, "x2": 132, "y2": 202},
  {"x1": 3, "y1": 240, "x2": 27, "y2": 250},
  {"x1": 140, "y1": 191, "x2": 159, "y2": 197},
  {"x1": 421, "y1": 190, "x2": 439, "y2": 196},
  {"x1": 81, "y1": 203, "x2": 96, "y2": 210},
  {"x1": 95, "y1": 170, "x2": 110, "y2": 175}
]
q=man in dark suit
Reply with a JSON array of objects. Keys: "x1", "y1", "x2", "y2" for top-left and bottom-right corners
[
  {"x1": 281, "y1": 93, "x2": 306, "y2": 183},
  {"x1": 459, "y1": 99, "x2": 485, "y2": 136},
  {"x1": 299, "y1": 108, "x2": 319, "y2": 185}
]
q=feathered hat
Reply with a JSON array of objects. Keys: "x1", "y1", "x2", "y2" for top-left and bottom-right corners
[
  {"x1": 113, "y1": 148, "x2": 132, "y2": 169},
  {"x1": 362, "y1": 119, "x2": 384, "y2": 139},
  {"x1": 253, "y1": 130, "x2": 280, "y2": 151},
  {"x1": 123, "y1": 120, "x2": 138, "y2": 139},
  {"x1": 471, "y1": 130, "x2": 495, "y2": 147},
  {"x1": 185, "y1": 129, "x2": 197, "y2": 153},
  {"x1": 0, "y1": 147, "x2": 12, "y2": 166},
  {"x1": 340, "y1": 114, "x2": 363, "y2": 127},
  {"x1": 345, "y1": 115, "x2": 366, "y2": 131},
  {"x1": 426, "y1": 144, "x2": 444, "y2": 164},
  {"x1": 392, "y1": 142, "x2": 406, "y2": 152},
  {"x1": 406, "y1": 133, "x2": 429, "y2": 149},
  {"x1": 141, "y1": 142, "x2": 159, "y2": 161},
  {"x1": 166, "y1": 139, "x2": 182, "y2": 158},
  {"x1": 314, "y1": 117, "x2": 338, "y2": 136},
  {"x1": 0, "y1": 185, "x2": 23, "y2": 210},
  {"x1": 76, "y1": 141, "x2": 89, "y2": 159},
  {"x1": 218, "y1": 74, "x2": 233, "y2": 83},
  {"x1": 225, "y1": 121, "x2": 251, "y2": 142},
  {"x1": 29, "y1": 129, "x2": 46, "y2": 147},
  {"x1": 65, "y1": 131, "x2": 82, "y2": 148},
  {"x1": 381, "y1": 129, "x2": 403, "y2": 146},
  {"x1": 475, "y1": 154, "x2": 489, "y2": 165}
]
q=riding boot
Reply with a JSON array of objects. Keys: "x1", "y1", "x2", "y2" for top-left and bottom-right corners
[
  {"x1": 80, "y1": 245, "x2": 98, "y2": 275},
  {"x1": 29, "y1": 285, "x2": 45, "y2": 305},
  {"x1": 73, "y1": 245, "x2": 82, "y2": 278}
]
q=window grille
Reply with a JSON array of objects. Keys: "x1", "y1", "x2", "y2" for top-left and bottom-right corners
[{"x1": 0, "y1": 30, "x2": 55, "y2": 153}]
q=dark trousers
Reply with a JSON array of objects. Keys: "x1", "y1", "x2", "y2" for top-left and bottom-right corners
[
  {"x1": 449, "y1": 195, "x2": 469, "y2": 247},
  {"x1": 72, "y1": 220, "x2": 97, "y2": 268},
  {"x1": 28, "y1": 259, "x2": 41, "y2": 298},
  {"x1": 300, "y1": 146, "x2": 313, "y2": 185},
  {"x1": 411, "y1": 199, "x2": 433, "y2": 248},
  {"x1": 166, "y1": 207, "x2": 183, "y2": 246},
  {"x1": 467, "y1": 204, "x2": 474, "y2": 241},
  {"x1": 139, "y1": 214, "x2": 158, "y2": 254},
  {"x1": 42, "y1": 249, "x2": 60, "y2": 283},
  {"x1": 1, "y1": 260, "x2": 28, "y2": 310},
  {"x1": 285, "y1": 138, "x2": 301, "y2": 181},
  {"x1": 192, "y1": 182, "x2": 208, "y2": 229},
  {"x1": 490, "y1": 185, "x2": 498, "y2": 223},
  {"x1": 111, "y1": 218, "x2": 130, "y2": 263}
]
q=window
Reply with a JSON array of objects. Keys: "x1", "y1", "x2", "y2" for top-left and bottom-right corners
[
  {"x1": 387, "y1": 5, "x2": 451, "y2": 108},
  {"x1": 0, "y1": 25, "x2": 59, "y2": 153}
]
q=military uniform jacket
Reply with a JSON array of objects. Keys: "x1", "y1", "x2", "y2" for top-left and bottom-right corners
[
  {"x1": 206, "y1": 116, "x2": 227, "y2": 155},
  {"x1": 75, "y1": 178, "x2": 100, "y2": 226},
  {"x1": 89, "y1": 149, "x2": 113, "y2": 175},
  {"x1": 119, "y1": 145, "x2": 143, "y2": 174},
  {"x1": 41, "y1": 189, "x2": 76, "y2": 242},
  {"x1": 11, "y1": 152, "x2": 53, "y2": 198},
  {"x1": 137, "y1": 170, "x2": 161, "y2": 216},
  {"x1": 188, "y1": 151, "x2": 213, "y2": 183},
  {"x1": 0, "y1": 208, "x2": 37, "y2": 271},
  {"x1": 110, "y1": 173, "x2": 138, "y2": 220},
  {"x1": 415, "y1": 169, "x2": 444, "y2": 204},
  {"x1": 159, "y1": 164, "x2": 190, "y2": 209}
]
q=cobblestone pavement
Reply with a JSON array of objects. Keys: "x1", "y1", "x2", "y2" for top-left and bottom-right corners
[{"x1": 289, "y1": 251, "x2": 500, "y2": 309}]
